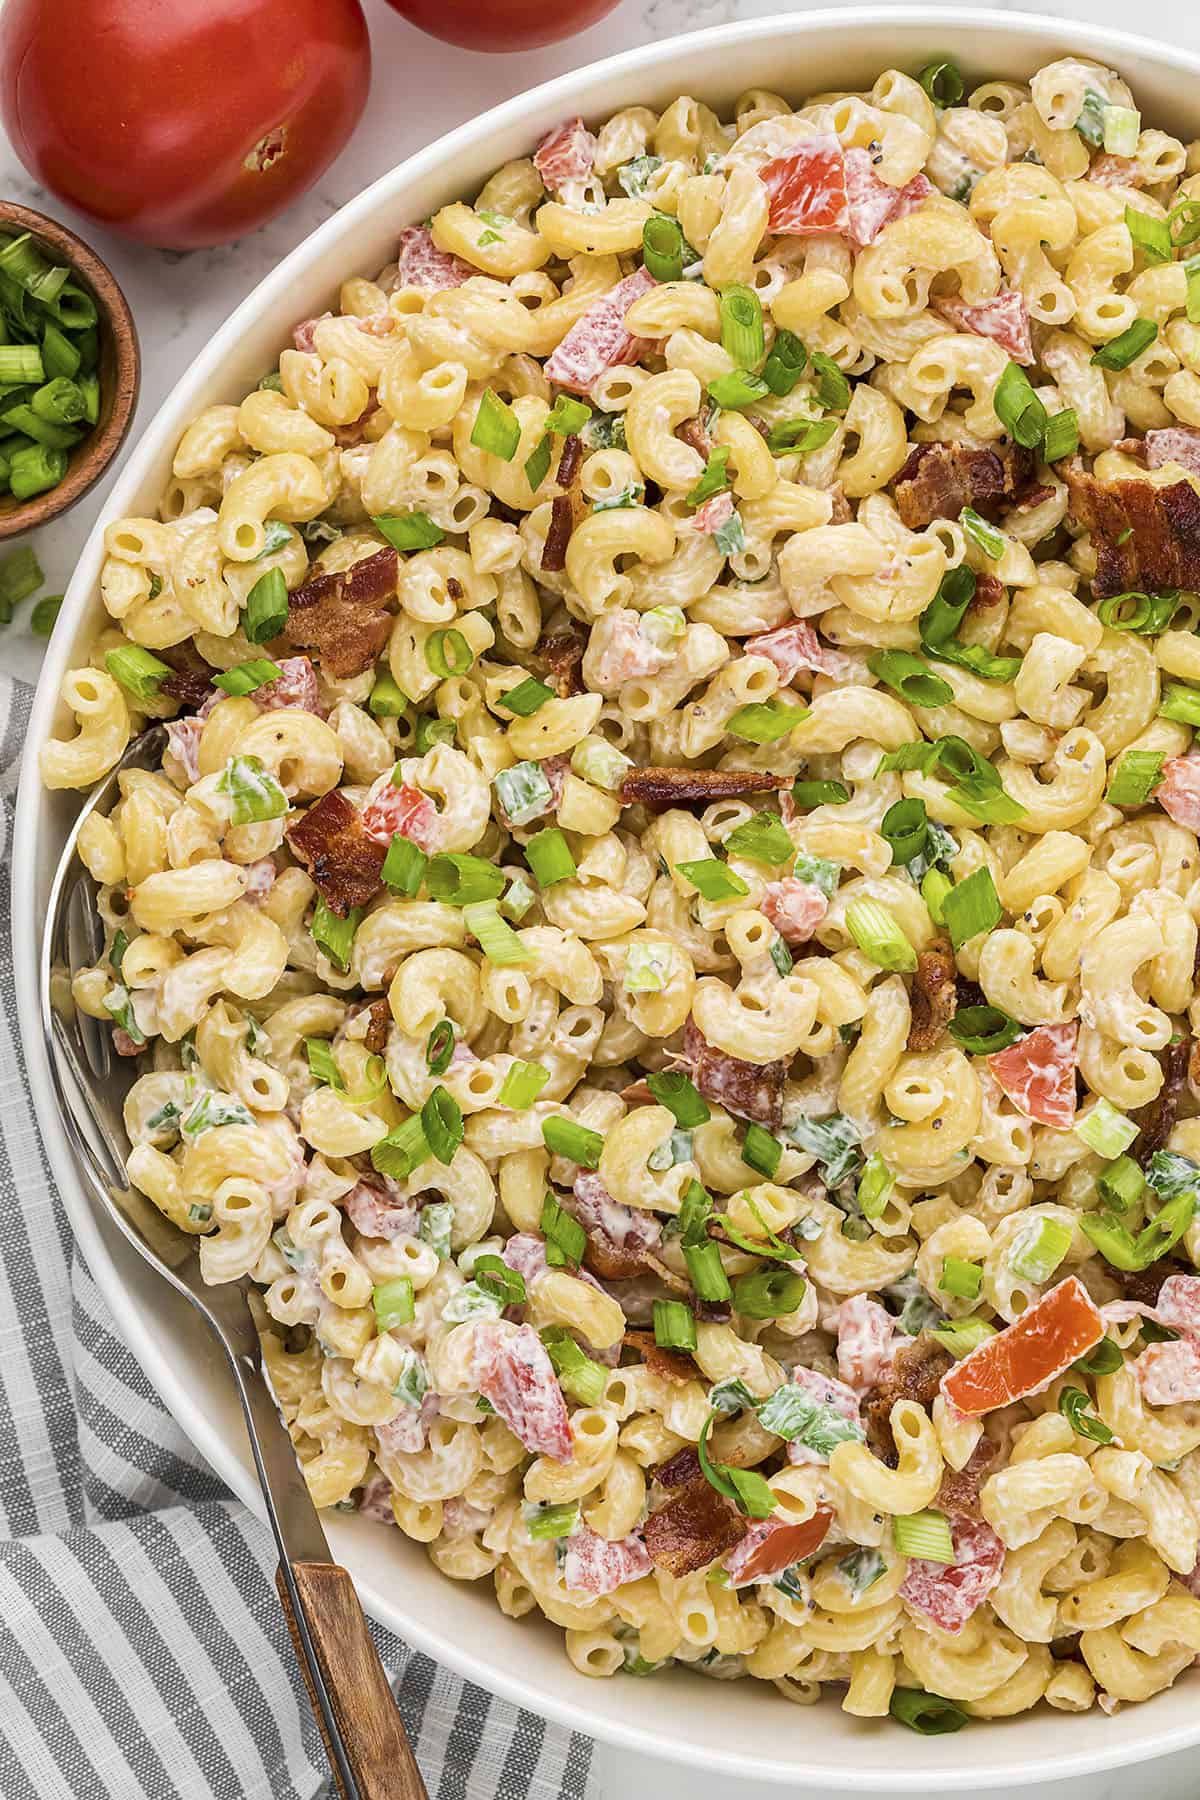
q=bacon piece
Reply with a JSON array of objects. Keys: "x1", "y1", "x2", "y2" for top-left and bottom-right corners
[
  {"x1": 570, "y1": 1172, "x2": 664, "y2": 1281},
  {"x1": 622, "y1": 1330, "x2": 699, "y2": 1384},
  {"x1": 935, "y1": 290, "x2": 1034, "y2": 366},
  {"x1": 724, "y1": 1507, "x2": 833, "y2": 1586},
  {"x1": 543, "y1": 267, "x2": 656, "y2": 395},
  {"x1": 759, "y1": 134, "x2": 849, "y2": 235},
  {"x1": 284, "y1": 548, "x2": 397, "y2": 679},
  {"x1": 344, "y1": 1178, "x2": 418, "y2": 1240},
  {"x1": 786, "y1": 1365, "x2": 863, "y2": 1467},
  {"x1": 1156, "y1": 753, "x2": 1200, "y2": 831},
  {"x1": 360, "y1": 777, "x2": 440, "y2": 851},
  {"x1": 112, "y1": 1027, "x2": 141, "y2": 1058},
  {"x1": 936, "y1": 1432, "x2": 998, "y2": 1520},
  {"x1": 242, "y1": 858, "x2": 277, "y2": 901},
  {"x1": 693, "y1": 491, "x2": 735, "y2": 535},
  {"x1": 285, "y1": 789, "x2": 385, "y2": 916},
  {"x1": 907, "y1": 936, "x2": 957, "y2": 1052},
  {"x1": 541, "y1": 494, "x2": 575, "y2": 572},
  {"x1": 941, "y1": 1277, "x2": 1104, "y2": 1418},
  {"x1": 1087, "y1": 153, "x2": 1142, "y2": 189},
  {"x1": 160, "y1": 668, "x2": 216, "y2": 712},
  {"x1": 1063, "y1": 463, "x2": 1200, "y2": 599},
  {"x1": 760, "y1": 878, "x2": 828, "y2": 946},
  {"x1": 988, "y1": 1022, "x2": 1078, "y2": 1129},
  {"x1": 837, "y1": 1296, "x2": 901, "y2": 1392},
  {"x1": 394, "y1": 225, "x2": 472, "y2": 292},
  {"x1": 643, "y1": 1476, "x2": 747, "y2": 1577},
  {"x1": 864, "y1": 1334, "x2": 954, "y2": 1465},
  {"x1": 1104, "y1": 1271, "x2": 1200, "y2": 1336},
  {"x1": 474, "y1": 1322, "x2": 572, "y2": 1461},
  {"x1": 843, "y1": 148, "x2": 932, "y2": 249},
  {"x1": 969, "y1": 572, "x2": 1006, "y2": 611},
  {"x1": 682, "y1": 1016, "x2": 787, "y2": 1128},
  {"x1": 556, "y1": 432, "x2": 583, "y2": 490},
  {"x1": 894, "y1": 441, "x2": 1034, "y2": 530},
  {"x1": 589, "y1": 611, "x2": 674, "y2": 689},
  {"x1": 376, "y1": 1394, "x2": 438, "y2": 1458},
  {"x1": 357, "y1": 1472, "x2": 397, "y2": 1524},
  {"x1": 537, "y1": 627, "x2": 587, "y2": 698},
  {"x1": 619, "y1": 765, "x2": 784, "y2": 809},
  {"x1": 1134, "y1": 1335, "x2": 1200, "y2": 1406},
  {"x1": 534, "y1": 117, "x2": 598, "y2": 192},
  {"x1": 745, "y1": 619, "x2": 851, "y2": 682},
  {"x1": 164, "y1": 716, "x2": 205, "y2": 787},
  {"x1": 292, "y1": 312, "x2": 331, "y2": 352},
  {"x1": 900, "y1": 1516, "x2": 1005, "y2": 1634},
  {"x1": 1134, "y1": 1036, "x2": 1192, "y2": 1158},
  {"x1": 254, "y1": 655, "x2": 322, "y2": 716},
  {"x1": 677, "y1": 415, "x2": 713, "y2": 459},
  {"x1": 362, "y1": 998, "x2": 392, "y2": 1056},
  {"x1": 561, "y1": 1523, "x2": 650, "y2": 1596},
  {"x1": 1144, "y1": 427, "x2": 1200, "y2": 478}
]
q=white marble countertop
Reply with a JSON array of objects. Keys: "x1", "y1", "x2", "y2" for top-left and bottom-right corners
[{"x1": 6, "y1": 0, "x2": 1200, "y2": 1791}]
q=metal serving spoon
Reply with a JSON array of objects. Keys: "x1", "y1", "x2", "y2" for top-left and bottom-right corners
[{"x1": 40, "y1": 726, "x2": 428, "y2": 1800}]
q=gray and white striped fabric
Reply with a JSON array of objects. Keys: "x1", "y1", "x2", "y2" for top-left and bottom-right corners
[{"x1": 0, "y1": 672, "x2": 595, "y2": 1800}]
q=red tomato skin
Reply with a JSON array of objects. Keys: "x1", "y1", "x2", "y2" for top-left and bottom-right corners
[
  {"x1": 382, "y1": 0, "x2": 619, "y2": 52},
  {"x1": 0, "y1": 0, "x2": 371, "y2": 249}
]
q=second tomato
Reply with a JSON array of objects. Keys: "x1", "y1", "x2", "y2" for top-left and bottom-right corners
[{"x1": 383, "y1": 0, "x2": 620, "y2": 52}]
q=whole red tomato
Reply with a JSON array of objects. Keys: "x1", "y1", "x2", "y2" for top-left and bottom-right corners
[
  {"x1": 383, "y1": 0, "x2": 619, "y2": 52},
  {"x1": 0, "y1": 0, "x2": 371, "y2": 249}
]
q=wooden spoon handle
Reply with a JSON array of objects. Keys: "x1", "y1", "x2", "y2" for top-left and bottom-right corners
[{"x1": 276, "y1": 1560, "x2": 428, "y2": 1800}]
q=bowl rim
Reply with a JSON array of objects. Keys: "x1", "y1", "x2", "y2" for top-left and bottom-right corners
[
  {"x1": 15, "y1": 8, "x2": 1200, "y2": 1785},
  {"x1": 0, "y1": 200, "x2": 140, "y2": 539}
]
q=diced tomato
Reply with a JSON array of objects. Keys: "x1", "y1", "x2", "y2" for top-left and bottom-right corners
[
  {"x1": 394, "y1": 224, "x2": 472, "y2": 292},
  {"x1": 941, "y1": 1276, "x2": 1104, "y2": 1418},
  {"x1": 543, "y1": 267, "x2": 656, "y2": 394},
  {"x1": 836, "y1": 1295, "x2": 900, "y2": 1392},
  {"x1": 1158, "y1": 753, "x2": 1200, "y2": 831},
  {"x1": 360, "y1": 779, "x2": 439, "y2": 851},
  {"x1": 693, "y1": 491, "x2": 735, "y2": 535},
  {"x1": 561, "y1": 1523, "x2": 651, "y2": 1595},
  {"x1": 900, "y1": 1516, "x2": 1004, "y2": 1633},
  {"x1": 988, "y1": 1022, "x2": 1078, "y2": 1128},
  {"x1": 723, "y1": 1505, "x2": 833, "y2": 1585},
  {"x1": 474, "y1": 1322, "x2": 573, "y2": 1460},
  {"x1": 255, "y1": 655, "x2": 323, "y2": 716},
  {"x1": 843, "y1": 147, "x2": 932, "y2": 249},
  {"x1": 759, "y1": 134, "x2": 849, "y2": 235},
  {"x1": 533, "y1": 117, "x2": 597, "y2": 192},
  {"x1": 746, "y1": 619, "x2": 849, "y2": 682},
  {"x1": 760, "y1": 878, "x2": 829, "y2": 946},
  {"x1": 936, "y1": 290, "x2": 1034, "y2": 366},
  {"x1": 588, "y1": 610, "x2": 675, "y2": 688}
]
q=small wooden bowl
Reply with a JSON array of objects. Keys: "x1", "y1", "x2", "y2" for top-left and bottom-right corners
[{"x1": 0, "y1": 202, "x2": 139, "y2": 541}]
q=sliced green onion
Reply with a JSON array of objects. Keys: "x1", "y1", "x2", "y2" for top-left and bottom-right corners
[
  {"x1": 425, "y1": 1020, "x2": 455, "y2": 1076},
  {"x1": 368, "y1": 673, "x2": 408, "y2": 717},
  {"x1": 1074, "y1": 1337, "x2": 1124, "y2": 1377},
  {"x1": 41, "y1": 324, "x2": 79, "y2": 380},
  {"x1": 617, "y1": 154, "x2": 663, "y2": 199},
  {"x1": 921, "y1": 866, "x2": 952, "y2": 926},
  {"x1": 424, "y1": 629, "x2": 473, "y2": 680},
  {"x1": 857, "y1": 1153, "x2": 895, "y2": 1222},
  {"x1": 893, "y1": 1509, "x2": 954, "y2": 1564},
  {"x1": 792, "y1": 778, "x2": 848, "y2": 807},
  {"x1": 463, "y1": 899, "x2": 531, "y2": 965},
  {"x1": 525, "y1": 828, "x2": 576, "y2": 888},
  {"x1": 498, "y1": 1060, "x2": 549, "y2": 1111},
  {"x1": 500, "y1": 874, "x2": 536, "y2": 921},
  {"x1": 889, "y1": 1688, "x2": 968, "y2": 1735},
  {"x1": 104, "y1": 645, "x2": 171, "y2": 704},
  {"x1": 1160, "y1": 682, "x2": 1200, "y2": 726},
  {"x1": 1170, "y1": 200, "x2": 1200, "y2": 248},
  {"x1": 881, "y1": 797, "x2": 928, "y2": 865},
  {"x1": 0, "y1": 544, "x2": 43, "y2": 611},
  {"x1": 498, "y1": 676, "x2": 554, "y2": 716},
  {"x1": 742, "y1": 1123, "x2": 782, "y2": 1179},
  {"x1": 1106, "y1": 749, "x2": 1164, "y2": 806},
  {"x1": 930, "y1": 1316, "x2": 996, "y2": 1359},
  {"x1": 719, "y1": 285, "x2": 765, "y2": 367},
  {"x1": 524, "y1": 433, "x2": 553, "y2": 492},
  {"x1": 791, "y1": 852, "x2": 839, "y2": 896},
  {"x1": 371, "y1": 1119, "x2": 430, "y2": 1189},
  {"x1": 244, "y1": 568, "x2": 289, "y2": 644},
  {"x1": 540, "y1": 1190, "x2": 588, "y2": 1266},
  {"x1": 419, "y1": 1201, "x2": 453, "y2": 1260},
  {"x1": 213, "y1": 658, "x2": 281, "y2": 697},
  {"x1": 697, "y1": 1409, "x2": 775, "y2": 1518},
  {"x1": 685, "y1": 1239, "x2": 732, "y2": 1303},
  {"x1": 919, "y1": 564, "x2": 1020, "y2": 683},
  {"x1": 993, "y1": 360, "x2": 1048, "y2": 448},
  {"x1": 30, "y1": 594, "x2": 63, "y2": 637},
  {"x1": 1076, "y1": 1098, "x2": 1138, "y2": 1160},
  {"x1": 372, "y1": 511, "x2": 444, "y2": 552},
  {"x1": 102, "y1": 983, "x2": 144, "y2": 1045},
  {"x1": 494, "y1": 761, "x2": 553, "y2": 827},
  {"x1": 427, "y1": 853, "x2": 505, "y2": 906},
  {"x1": 1146, "y1": 1149, "x2": 1200, "y2": 1197},
  {"x1": 542, "y1": 1117, "x2": 603, "y2": 1169},
  {"x1": 1097, "y1": 590, "x2": 1178, "y2": 633},
  {"x1": 761, "y1": 330, "x2": 807, "y2": 396},
  {"x1": 0, "y1": 344, "x2": 43, "y2": 384},
  {"x1": 959, "y1": 507, "x2": 1005, "y2": 560},
  {"x1": 0, "y1": 231, "x2": 69, "y2": 302},
  {"x1": 572, "y1": 738, "x2": 633, "y2": 790},
  {"x1": 845, "y1": 900, "x2": 917, "y2": 972},
  {"x1": 641, "y1": 605, "x2": 687, "y2": 649},
  {"x1": 1042, "y1": 408, "x2": 1079, "y2": 463},
  {"x1": 306, "y1": 1039, "x2": 343, "y2": 1089},
  {"x1": 382, "y1": 834, "x2": 427, "y2": 896},
  {"x1": 31, "y1": 376, "x2": 86, "y2": 426},
  {"x1": 217, "y1": 754, "x2": 287, "y2": 826},
  {"x1": 1057, "y1": 1385, "x2": 1114, "y2": 1444},
  {"x1": 653, "y1": 1298, "x2": 698, "y2": 1351},
  {"x1": 1, "y1": 404, "x2": 79, "y2": 450},
  {"x1": 707, "y1": 369, "x2": 770, "y2": 410},
  {"x1": 723, "y1": 810, "x2": 792, "y2": 863},
  {"x1": 1008, "y1": 1215, "x2": 1073, "y2": 1284},
  {"x1": 727, "y1": 700, "x2": 808, "y2": 743},
  {"x1": 686, "y1": 447, "x2": 731, "y2": 509},
  {"x1": 942, "y1": 866, "x2": 1002, "y2": 951},
  {"x1": 731, "y1": 1268, "x2": 807, "y2": 1321},
  {"x1": 642, "y1": 212, "x2": 685, "y2": 282},
  {"x1": 1098, "y1": 1153, "x2": 1144, "y2": 1212},
  {"x1": 421, "y1": 1085, "x2": 463, "y2": 1163},
  {"x1": 373, "y1": 1276, "x2": 415, "y2": 1331},
  {"x1": 949, "y1": 1004, "x2": 1020, "y2": 1055},
  {"x1": 474, "y1": 1253, "x2": 526, "y2": 1307},
  {"x1": 1186, "y1": 253, "x2": 1200, "y2": 327},
  {"x1": 1092, "y1": 319, "x2": 1157, "y2": 370},
  {"x1": 546, "y1": 395, "x2": 590, "y2": 435},
  {"x1": 1125, "y1": 204, "x2": 1171, "y2": 265},
  {"x1": 646, "y1": 1071, "x2": 710, "y2": 1129},
  {"x1": 869, "y1": 651, "x2": 953, "y2": 708},
  {"x1": 625, "y1": 940, "x2": 672, "y2": 993},
  {"x1": 310, "y1": 898, "x2": 361, "y2": 974},
  {"x1": 471, "y1": 388, "x2": 521, "y2": 460},
  {"x1": 675, "y1": 858, "x2": 749, "y2": 901},
  {"x1": 766, "y1": 415, "x2": 838, "y2": 454},
  {"x1": 524, "y1": 1499, "x2": 580, "y2": 1541},
  {"x1": 541, "y1": 1327, "x2": 608, "y2": 1405},
  {"x1": 918, "y1": 58, "x2": 964, "y2": 104},
  {"x1": 809, "y1": 351, "x2": 850, "y2": 412},
  {"x1": 108, "y1": 929, "x2": 130, "y2": 976},
  {"x1": 939, "y1": 1256, "x2": 983, "y2": 1301},
  {"x1": 1103, "y1": 105, "x2": 1140, "y2": 155}
]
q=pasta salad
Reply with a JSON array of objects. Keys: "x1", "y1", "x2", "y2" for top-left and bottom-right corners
[{"x1": 41, "y1": 52, "x2": 1200, "y2": 1732}]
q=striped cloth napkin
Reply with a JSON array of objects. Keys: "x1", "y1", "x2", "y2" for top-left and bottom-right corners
[{"x1": 0, "y1": 672, "x2": 595, "y2": 1800}]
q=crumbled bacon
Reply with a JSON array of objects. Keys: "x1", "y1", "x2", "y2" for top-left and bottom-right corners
[
  {"x1": 561, "y1": 1524, "x2": 651, "y2": 1596},
  {"x1": 622, "y1": 1329, "x2": 699, "y2": 1385},
  {"x1": 681, "y1": 1016, "x2": 788, "y2": 1128},
  {"x1": 935, "y1": 290, "x2": 1034, "y2": 366},
  {"x1": 677, "y1": 415, "x2": 713, "y2": 459},
  {"x1": 1144, "y1": 428, "x2": 1200, "y2": 477},
  {"x1": 242, "y1": 858, "x2": 277, "y2": 901},
  {"x1": 1063, "y1": 463, "x2": 1200, "y2": 599},
  {"x1": 543, "y1": 267, "x2": 656, "y2": 395},
  {"x1": 863, "y1": 1334, "x2": 954, "y2": 1466},
  {"x1": 894, "y1": 441, "x2": 1034, "y2": 530},
  {"x1": 292, "y1": 313, "x2": 331, "y2": 353},
  {"x1": 907, "y1": 936, "x2": 957, "y2": 1052},
  {"x1": 533, "y1": 117, "x2": 598, "y2": 192},
  {"x1": 255, "y1": 655, "x2": 323, "y2": 716},
  {"x1": 1087, "y1": 153, "x2": 1143, "y2": 189},
  {"x1": 541, "y1": 494, "x2": 575, "y2": 572},
  {"x1": 618, "y1": 766, "x2": 784, "y2": 809},
  {"x1": 160, "y1": 668, "x2": 216, "y2": 712},
  {"x1": 936, "y1": 1433, "x2": 998, "y2": 1520},
  {"x1": 570, "y1": 1172, "x2": 664, "y2": 1281},
  {"x1": 362, "y1": 997, "x2": 392, "y2": 1056},
  {"x1": 376, "y1": 1394, "x2": 438, "y2": 1457},
  {"x1": 284, "y1": 548, "x2": 397, "y2": 679},
  {"x1": 969, "y1": 572, "x2": 1006, "y2": 611},
  {"x1": 537, "y1": 628, "x2": 587, "y2": 697},
  {"x1": 838, "y1": 1296, "x2": 902, "y2": 1392},
  {"x1": 285, "y1": 789, "x2": 385, "y2": 916},
  {"x1": 344, "y1": 1179, "x2": 419, "y2": 1241},
  {"x1": 356, "y1": 1472, "x2": 397, "y2": 1524},
  {"x1": 745, "y1": 619, "x2": 850, "y2": 682},
  {"x1": 556, "y1": 432, "x2": 583, "y2": 490},
  {"x1": 760, "y1": 879, "x2": 828, "y2": 945},
  {"x1": 643, "y1": 1476, "x2": 747, "y2": 1577},
  {"x1": 164, "y1": 716, "x2": 205, "y2": 787},
  {"x1": 394, "y1": 225, "x2": 473, "y2": 292},
  {"x1": 112, "y1": 1028, "x2": 141, "y2": 1058},
  {"x1": 1133, "y1": 1035, "x2": 1192, "y2": 1158}
]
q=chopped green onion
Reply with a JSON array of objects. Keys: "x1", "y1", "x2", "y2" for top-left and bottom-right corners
[
  {"x1": 625, "y1": 940, "x2": 672, "y2": 993},
  {"x1": 244, "y1": 568, "x2": 289, "y2": 644},
  {"x1": 1076, "y1": 1098, "x2": 1138, "y2": 1160},
  {"x1": 373, "y1": 1277, "x2": 415, "y2": 1331},
  {"x1": 1008, "y1": 1215, "x2": 1073, "y2": 1284},
  {"x1": 474, "y1": 1253, "x2": 526, "y2": 1308},
  {"x1": 939, "y1": 1257, "x2": 982, "y2": 1301},
  {"x1": 791, "y1": 852, "x2": 839, "y2": 896},
  {"x1": 893, "y1": 1509, "x2": 954, "y2": 1564},
  {"x1": 471, "y1": 388, "x2": 521, "y2": 460},
  {"x1": 1098, "y1": 1153, "x2": 1144, "y2": 1212},
  {"x1": 845, "y1": 900, "x2": 917, "y2": 972},
  {"x1": 653, "y1": 1298, "x2": 698, "y2": 1351},
  {"x1": 675, "y1": 858, "x2": 749, "y2": 901},
  {"x1": 809, "y1": 351, "x2": 850, "y2": 412},
  {"x1": 942, "y1": 866, "x2": 1002, "y2": 951},
  {"x1": 425, "y1": 1020, "x2": 455, "y2": 1076},
  {"x1": 102, "y1": 984, "x2": 144, "y2": 1045},
  {"x1": 742, "y1": 1123, "x2": 782, "y2": 1179},
  {"x1": 1187, "y1": 254, "x2": 1200, "y2": 327},
  {"x1": 1170, "y1": 199, "x2": 1200, "y2": 248},
  {"x1": 1104, "y1": 105, "x2": 1140, "y2": 156},
  {"x1": 540, "y1": 1190, "x2": 588, "y2": 1266},
  {"x1": 731, "y1": 1268, "x2": 806, "y2": 1320},
  {"x1": 213, "y1": 658, "x2": 281, "y2": 697},
  {"x1": 766, "y1": 416, "x2": 838, "y2": 454},
  {"x1": 686, "y1": 447, "x2": 731, "y2": 509},
  {"x1": 994, "y1": 360, "x2": 1048, "y2": 448},
  {"x1": 1125, "y1": 205, "x2": 1171, "y2": 265},
  {"x1": 310, "y1": 898, "x2": 361, "y2": 974},
  {"x1": 949, "y1": 1004, "x2": 1021, "y2": 1055},
  {"x1": 542, "y1": 1117, "x2": 603, "y2": 1169},
  {"x1": 1092, "y1": 319, "x2": 1157, "y2": 370},
  {"x1": 306, "y1": 1039, "x2": 343, "y2": 1089},
  {"x1": 642, "y1": 605, "x2": 687, "y2": 649},
  {"x1": 525, "y1": 1499, "x2": 580, "y2": 1540},
  {"x1": 869, "y1": 651, "x2": 953, "y2": 708},
  {"x1": 959, "y1": 507, "x2": 1005, "y2": 560},
  {"x1": 761, "y1": 330, "x2": 807, "y2": 396},
  {"x1": 541, "y1": 1327, "x2": 608, "y2": 1405},
  {"x1": 1097, "y1": 590, "x2": 1178, "y2": 634},
  {"x1": 30, "y1": 594, "x2": 63, "y2": 636},
  {"x1": 697, "y1": 1410, "x2": 775, "y2": 1518},
  {"x1": 382, "y1": 834, "x2": 427, "y2": 896},
  {"x1": 919, "y1": 565, "x2": 1020, "y2": 683},
  {"x1": 0, "y1": 231, "x2": 69, "y2": 302},
  {"x1": 1146, "y1": 1149, "x2": 1200, "y2": 1197},
  {"x1": 719, "y1": 285, "x2": 765, "y2": 367},
  {"x1": 889, "y1": 1688, "x2": 968, "y2": 1735},
  {"x1": 707, "y1": 369, "x2": 770, "y2": 410},
  {"x1": 463, "y1": 899, "x2": 531, "y2": 965},
  {"x1": 646, "y1": 1071, "x2": 710, "y2": 1129},
  {"x1": 792, "y1": 778, "x2": 848, "y2": 807},
  {"x1": 425, "y1": 629, "x2": 473, "y2": 680},
  {"x1": 31, "y1": 376, "x2": 86, "y2": 425},
  {"x1": 0, "y1": 344, "x2": 43, "y2": 384},
  {"x1": 1074, "y1": 1337, "x2": 1124, "y2": 1377},
  {"x1": 642, "y1": 212, "x2": 685, "y2": 282},
  {"x1": 572, "y1": 738, "x2": 633, "y2": 790},
  {"x1": 921, "y1": 866, "x2": 952, "y2": 926},
  {"x1": 685, "y1": 1239, "x2": 732, "y2": 1302},
  {"x1": 1160, "y1": 682, "x2": 1200, "y2": 726},
  {"x1": 1106, "y1": 749, "x2": 1164, "y2": 806},
  {"x1": 917, "y1": 59, "x2": 964, "y2": 104},
  {"x1": 498, "y1": 1060, "x2": 549, "y2": 1110},
  {"x1": 723, "y1": 810, "x2": 792, "y2": 864},
  {"x1": 427, "y1": 853, "x2": 505, "y2": 906},
  {"x1": 41, "y1": 324, "x2": 79, "y2": 380},
  {"x1": 419, "y1": 1201, "x2": 453, "y2": 1260},
  {"x1": 421, "y1": 1085, "x2": 463, "y2": 1163},
  {"x1": 545, "y1": 395, "x2": 590, "y2": 436},
  {"x1": 1, "y1": 404, "x2": 79, "y2": 450},
  {"x1": 372, "y1": 511, "x2": 444, "y2": 552},
  {"x1": 104, "y1": 645, "x2": 171, "y2": 704},
  {"x1": 1058, "y1": 1386, "x2": 1113, "y2": 1444},
  {"x1": 108, "y1": 929, "x2": 130, "y2": 976},
  {"x1": 498, "y1": 676, "x2": 554, "y2": 717},
  {"x1": 500, "y1": 874, "x2": 536, "y2": 921},
  {"x1": 1042, "y1": 409, "x2": 1079, "y2": 462},
  {"x1": 0, "y1": 544, "x2": 43, "y2": 612},
  {"x1": 617, "y1": 154, "x2": 663, "y2": 199},
  {"x1": 368, "y1": 673, "x2": 408, "y2": 717},
  {"x1": 524, "y1": 433, "x2": 553, "y2": 491},
  {"x1": 726, "y1": 700, "x2": 808, "y2": 743},
  {"x1": 881, "y1": 797, "x2": 928, "y2": 865},
  {"x1": 930, "y1": 1316, "x2": 997, "y2": 1358},
  {"x1": 494, "y1": 761, "x2": 553, "y2": 827},
  {"x1": 857, "y1": 1153, "x2": 895, "y2": 1222},
  {"x1": 217, "y1": 754, "x2": 287, "y2": 826},
  {"x1": 525, "y1": 828, "x2": 576, "y2": 887}
]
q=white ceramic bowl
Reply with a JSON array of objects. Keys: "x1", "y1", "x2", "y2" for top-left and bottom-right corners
[{"x1": 17, "y1": 9, "x2": 1200, "y2": 1785}]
